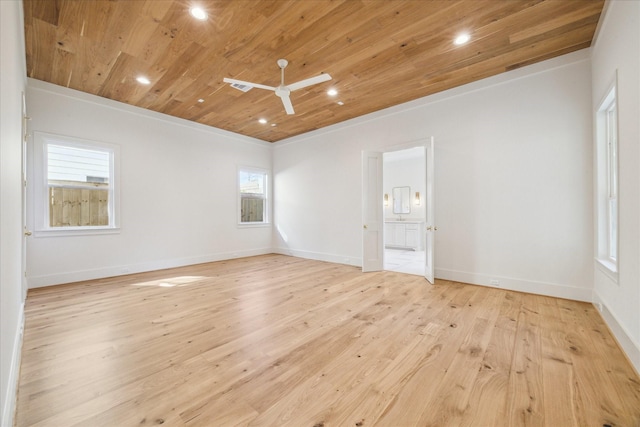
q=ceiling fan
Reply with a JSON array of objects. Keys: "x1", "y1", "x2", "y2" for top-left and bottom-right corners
[{"x1": 223, "y1": 59, "x2": 332, "y2": 115}]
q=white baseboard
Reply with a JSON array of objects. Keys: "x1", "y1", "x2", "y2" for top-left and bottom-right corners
[
  {"x1": 273, "y1": 247, "x2": 362, "y2": 268},
  {"x1": 270, "y1": 252, "x2": 592, "y2": 303},
  {"x1": 28, "y1": 248, "x2": 273, "y2": 288},
  {"x1": 1, "y1": 303, "x2": 24, "y2": 427},
  {"x1": 592, "y1": 291, "x2": 640, "y2": 375},
  {"x1": 435, "y1": 268, "x2": 593, "y2": 302}
]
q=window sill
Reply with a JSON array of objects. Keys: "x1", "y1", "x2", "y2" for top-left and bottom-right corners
[
  {"x1": 237, "y1": 222, "x2": 271, "y2": 228},
  {"x1": 34, "y1": 226, "x2": 120, "y2": 238},
  {"x1": 596, "y1": 258, "x2": 618, "y2": 284}
]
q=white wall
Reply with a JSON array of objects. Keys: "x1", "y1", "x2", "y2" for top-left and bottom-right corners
[
  {"x1": 591, "y1": 0, "x2": 640, "y2": 372},
  {"x1": 273, "y1": 50, "x2": 594, "y2": 302},
  {"x1": 26, "y1": 80, "x2": 273, "y2": 287},
  {"x1": 1, "y1": 1, "x2": 27, "y2": 425}
]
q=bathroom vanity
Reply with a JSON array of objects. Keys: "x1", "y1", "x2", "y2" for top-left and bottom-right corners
[{"x1": 384, "y1": 220, "x2": 423, "y2": 251}]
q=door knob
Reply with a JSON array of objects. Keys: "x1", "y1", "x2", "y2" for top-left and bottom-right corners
[
  {"x1": 426, "y1": 226, "x2": 432, "y2": 231},
  {"x1": 24, "y1": 230, "x2": 32, "y2": 236},
  {"x1": 363, "y1": 224, "x2": 368, "y2": 229}
]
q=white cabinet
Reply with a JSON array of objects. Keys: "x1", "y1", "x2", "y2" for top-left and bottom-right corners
[
  {"x1": 385, "y1": 221, "x2": 423, "y2": 250},
  {"x1": 405, "y1": 223, "x2": 420, "y2": 249}
]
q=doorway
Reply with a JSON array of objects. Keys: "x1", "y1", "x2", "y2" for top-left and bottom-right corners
[
  {"x1": 382, "y1": 147, "x2": 426, "y2": 276},
  {"x1": 361, "y1": 138, "x2": 434, "y2": 282}
]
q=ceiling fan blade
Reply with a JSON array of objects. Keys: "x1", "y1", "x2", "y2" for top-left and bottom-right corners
[
  {"x1": 287, "y1": 73, "x2": 332, "y2": 92},
  {"x1": 280, "y1": 94, "x2": 295, "y2": 115},
  {"x1": 223, "y1": 77, "x2": 276, "y2": 91}
]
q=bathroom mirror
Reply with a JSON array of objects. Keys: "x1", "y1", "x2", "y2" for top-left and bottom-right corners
[{"x1": 392, "y1": 186, "x2": 411, "y2": 214}]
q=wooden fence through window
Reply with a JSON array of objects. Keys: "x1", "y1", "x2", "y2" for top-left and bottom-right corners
[
  {"x1": 49, "y1": 182, "x2": 109, "y2": 227},
  {"x1": 240, "y1": 197, "x2": 264, "y2": 223}
]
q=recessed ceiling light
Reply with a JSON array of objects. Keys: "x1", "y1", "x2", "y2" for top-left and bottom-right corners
[
  {"x1": 136, "y1": 76, "x2": 151, "y2": 85},
  {"x1": 197, "y1": 98, "x2": 204, "y2": 103},
  {"x1": 454, "y1": 33, "x2": 470, "y2": 45},
  {"x1": 327, "y1": 88, "x2": 338, "y2": 96},
  {"x1": 258, "y1": 118, "x2": 268, "y2": 124},
  {"x1": 190, "y1": 6, "x2": 207, "y2": 20},
  {"x1": 337, "y1": 101, "x2": 344, "y2": 106}
]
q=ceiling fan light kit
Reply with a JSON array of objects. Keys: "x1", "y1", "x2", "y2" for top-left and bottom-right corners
[{"x1": 223, "y1": 59, "x2": 332, "y2": 115}]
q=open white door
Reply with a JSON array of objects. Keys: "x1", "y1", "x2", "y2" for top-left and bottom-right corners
[
  {"x1": 424, "y1": 137, "x2": 435, "y2": 284},
  {"x1": 22, "y1": 92, "x2": 29, "y2": 299},
  {"x1": 362, "y1": 151, "x2": 384, "y2": 272}
]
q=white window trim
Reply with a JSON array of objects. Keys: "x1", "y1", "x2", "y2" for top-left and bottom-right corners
[
  {"x1": 237, "y1": 166, "x2": 270, "y2": 227},
  {"x1": 596, "y1": 258, "x2": 618, "y2": 282},
  {"x1": 33, "y1": 132, "x2": 121, "y2": 237},
  {"x1": 594, "y1": 73, "x2": 618, "y2": 281}
]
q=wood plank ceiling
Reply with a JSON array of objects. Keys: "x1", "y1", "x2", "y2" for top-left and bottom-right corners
[{"x1": 23, "y1": 0, "x2": 605, "y2": 143}]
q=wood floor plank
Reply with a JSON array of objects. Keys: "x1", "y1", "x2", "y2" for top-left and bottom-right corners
[
  {"x1": 461, "y1": 290, "x2": 521, "y2": 426},
  {"x1": 537, "y1": 296, "x2": 579, "y2": 426},
  {"x1": 14, "y1": 255, "x2": 640, "y2": 426},
  {"x1": 374, "y1": 286, "x2": 488, "y2": 424},
  {"x1": 557, "y1": 298, "x2": 640, "y2": 426},
  {"x1": 505, "y1": 291, "x2": 545, "y2": 426},
  {"x1": 418, "y1": 288, "x2": 506, "y2": 426}
]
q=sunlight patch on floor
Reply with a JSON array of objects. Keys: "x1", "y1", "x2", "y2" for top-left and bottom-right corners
[{"x1": 132, "y1": 276, "x2": 208, "y2": 287}]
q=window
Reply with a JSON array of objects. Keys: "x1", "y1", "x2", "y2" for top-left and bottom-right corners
[
  {"x1": 596, "y1": 79, "x2": 618, "y2": 276},
  {"x1": 605, "y1": 101, "x2": 617, "y2": 261},
  {"x1": 34, "y1": 132, "x2": 119, "y2": 235},
  {"x1": 238, "y1": 167, "x2": 268, "y2": 225}
]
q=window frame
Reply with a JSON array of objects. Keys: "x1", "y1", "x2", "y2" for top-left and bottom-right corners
[
  {"x1": 33, "y1": 132, "x2": 120, "y2": 237},
  {"x1": 237, "y1": 166, "x2": 269, "y2": 227},
  {"x1": 595, "y1": 76, "x2": 619, "y2": 281},
  {"x1": 605, "y1": 101, "x2": 617, "y2": 262}
]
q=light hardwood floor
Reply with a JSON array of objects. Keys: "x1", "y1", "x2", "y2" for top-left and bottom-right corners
[{"x1": 15, "y1": 255, "x2": 640, "y2": 426}]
